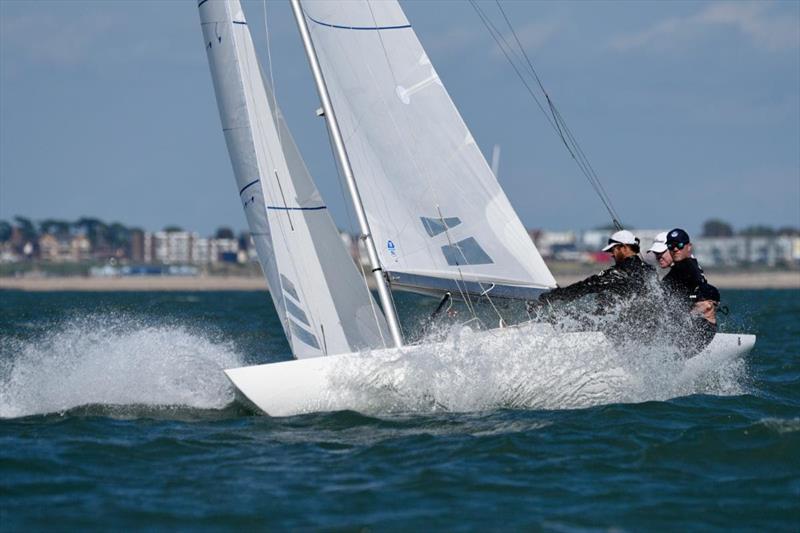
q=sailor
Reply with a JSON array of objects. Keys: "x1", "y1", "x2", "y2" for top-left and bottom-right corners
[
  {"x1": 661, "y1": 228, "x2": 719, "y2": 354},
  {"x1": 647, "y1": 231, "x2": 673, "y2": 272},
  {"x1": 535, "y1": 229, "x2": 656, "y2": 307},
  {"x1": 661, "y1": 229, "x2": 707, "y2": 302}
]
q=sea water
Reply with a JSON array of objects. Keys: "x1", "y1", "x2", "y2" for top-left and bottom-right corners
[{"x1": 1, "y1": 289, "x2": 797, "y2": 530}]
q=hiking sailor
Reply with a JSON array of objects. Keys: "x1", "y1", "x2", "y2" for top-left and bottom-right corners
[
  {"x1": 535, "y1": 230, "x2": 655, "y2": 306},
  {"x1": 661, "y1": 228, "x2": 720, "y2": 354}
]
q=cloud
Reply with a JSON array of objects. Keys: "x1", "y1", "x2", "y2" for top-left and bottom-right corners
[
  {"x1": 1, "y1": 11, "x2": 119, "y2": 67},
  {"x1": 610, "y1": 1, "x2": 800, "y2": 52},
  {"x1": 421, "y1": 8, "x2": 561, "y2": 66},
  {"x1": 489, "y1": 19, "x2": 562, "y2": 58}
]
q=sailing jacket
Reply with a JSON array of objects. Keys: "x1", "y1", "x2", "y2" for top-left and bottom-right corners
[
  {"x1": 539, "y1": 255, "x2": 656, "y2": 305},
  {"x1": 661, "y1": 257, "x2": 708, "y2": 308}
]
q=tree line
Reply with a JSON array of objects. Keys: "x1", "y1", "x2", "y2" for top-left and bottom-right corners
[
  {"x1": 0, "y1": 216, "x2": 240, "y2": 250},
  {"x1": 700, "y1": 219, "x2": 799, "y2": 238}
]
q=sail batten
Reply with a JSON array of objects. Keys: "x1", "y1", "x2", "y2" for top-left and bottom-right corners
[
  {"x1": 302, "y1": 0, "x2": 556, "y2": 293},
  {"x1": 200, "y1": 0, "x2": 390, "y2": 358}
]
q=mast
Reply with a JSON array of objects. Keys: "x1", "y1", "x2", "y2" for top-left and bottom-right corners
[{"x1": 289, "y1": 0, "x2": 404, "y2": 348}]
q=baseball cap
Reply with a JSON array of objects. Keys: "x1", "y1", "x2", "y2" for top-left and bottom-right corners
[
  {"x1": 665, "y1": 228, "x2": 691, "y2": 249},
  {"x1": 647, "y1": 231, "x2": 668, "y2": 254},
  {"x1": 602, "y1": 230, "x2": 639, "y2": 252}
]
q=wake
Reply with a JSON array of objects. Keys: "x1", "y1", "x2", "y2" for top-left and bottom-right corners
[{"x1": 0, "y1": 315, "x2": 245, "y2": 419}]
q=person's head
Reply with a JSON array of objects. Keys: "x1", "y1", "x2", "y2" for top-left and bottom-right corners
[
  {"x1": 601, "y1": 230, "x2": 640, "y2": 264},
  {"x1": 647, "y1": 231, "x2": 673, "y2": 269},
  {"x1": 665, "y1": 228, "x2": 692, "y2": 262}
]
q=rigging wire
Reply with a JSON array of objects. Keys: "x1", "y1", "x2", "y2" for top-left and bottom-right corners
[
  {"x1": 494, "y1": 0, "x2": 622, "y2": 229},
  {"x1": 436, "y1": 207, "x2": 479, "y2": 320},
  {"x1": 468, "y1": 0, "x2": 624, "y2": 231}
]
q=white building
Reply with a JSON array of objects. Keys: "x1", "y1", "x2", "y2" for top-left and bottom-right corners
[
  {"x1": 693, "y1": 236, "x2": 800, "y2": 267},
  {"x1": 152, "y1": 231, "x2": 196, "y2": 264}
]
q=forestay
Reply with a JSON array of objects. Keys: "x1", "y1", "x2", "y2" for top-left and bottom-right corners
[
  {"x1": 301, "y1": 0, "x2": 557, "y2": 297},
  {"x1": 199, "y1": 0, "x2": 390, "y2": 358}
]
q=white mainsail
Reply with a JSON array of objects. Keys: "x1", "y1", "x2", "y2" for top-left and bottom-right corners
[
  {"x1": 199, "y1": 0, "x2": 390, "y2": 358},
  {"x1": 300, "y1": 0, "x2": 557, "y2": 298}
]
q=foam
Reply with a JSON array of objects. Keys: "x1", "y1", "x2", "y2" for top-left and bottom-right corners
[
  {"x1": 0, "y1": 302, "x2": 748, "y2": 419},
  {"x1": 325, "y1": 321, "x2": 748, "y2": 415},
  {"x1": 759, "y1": 417, "x2": 800, "y2": 434},
  {"x1": 0, "y1": 315, "x2": 244, "y2": 418}
]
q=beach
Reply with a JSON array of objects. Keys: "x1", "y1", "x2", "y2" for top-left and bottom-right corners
[{"x1": 2, "y1": 270, "x2": 797, "y2": 291}]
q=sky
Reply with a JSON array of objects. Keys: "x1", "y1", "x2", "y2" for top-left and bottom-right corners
[{"x1": 1, "y1": 0, "x2": 798, "y2": 237}]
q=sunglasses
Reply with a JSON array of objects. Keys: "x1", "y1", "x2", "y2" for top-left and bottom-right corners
[{"x1": 667, "y1": 242, "x2": 687, "y2": 251}]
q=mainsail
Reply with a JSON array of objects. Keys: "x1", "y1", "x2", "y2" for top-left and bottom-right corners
[
  {"x1": 199, "y1": 0, "x2": 390, "y2": 358},
  {"x1": 300, "y1": 0, "x2": 557, "y2": 299}
]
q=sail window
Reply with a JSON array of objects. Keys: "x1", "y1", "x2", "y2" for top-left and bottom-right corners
[
  {"x1": 280, "y1": 274, "x2": 299, "y2": 301},
  {"x1": 441, "y1": 237, "x2": 493, "y2": 266},
  {"x1": 284, "y1": 298, "x2": 310, "y2": 326},
  {"x1": 289, "y1": 320, "x2": 320, "y2": 349},
  {"x1": 421, "y1": 217, "x2": 461, "y2": 237}
]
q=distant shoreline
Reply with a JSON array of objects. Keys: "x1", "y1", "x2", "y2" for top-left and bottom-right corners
[{"x1": 1, "y1": 271, "x2": 798, "y2": 292}]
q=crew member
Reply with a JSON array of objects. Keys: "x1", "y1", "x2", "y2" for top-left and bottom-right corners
[
  {"x1": 661, "y1": 229, "x2": 707, "y2": 302},
  {"x1": 647, "y1": 231, "x2": 673, "y2": 272},
  {"x1": 661, "y1": 228, "x2": 719, "y2": 355},
  {"x1": 537, "y1": 229, "x2": 656, "y2": 306}
]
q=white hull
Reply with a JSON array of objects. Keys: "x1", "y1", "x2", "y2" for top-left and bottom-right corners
[{"x1": 225, "y1": 325, "x2": 756, "y2": 417}]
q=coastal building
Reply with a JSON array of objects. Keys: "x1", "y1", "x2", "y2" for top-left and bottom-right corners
[
  {"x1": 38, "y1": 234, "x2": 69, "y2": 262},
  {"x1": 693, "y1": 236, "x2": 800, "y2": 268},
  {"x1": 211, "y1": 237, "x2": 239, "y2": 263},
  {"x1": 37, "y1": 234, "x2": 91, "y2": 263},
  {"x1": 70, "y1": 234, "x2": 91, "y2": 262},
  {"x1": 130, "y1": 229, "x2": 145, "y2": 263},
  {"x1": 192, "y1": 237, "x2": 211, "y2": 264},
  {"x1": 152, "y1": 231, "x2": 195, "y2": 264}
]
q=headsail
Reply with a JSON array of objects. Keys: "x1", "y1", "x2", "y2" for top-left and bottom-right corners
[
  {"x1": 199, "y1": 0, "x2": 390, "y2": 358},
  {"x1": 300, "y1": 0, "x2": 557, "y2": 298}
]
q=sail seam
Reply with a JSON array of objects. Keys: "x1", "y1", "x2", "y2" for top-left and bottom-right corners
[
  {"x1": 305, "y1": 12, "x2": 410, "y2": 31},
  {"x1": 239, "y1": 178, "x2": 260, "y2": 195},
  {"x1": 265, "y1": 205, "x2": 326, "y2": 211}
]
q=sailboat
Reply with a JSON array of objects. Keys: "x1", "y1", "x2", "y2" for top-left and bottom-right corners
[{"x1": 198, "y1": 0, "x2": 755, "y2": 416}]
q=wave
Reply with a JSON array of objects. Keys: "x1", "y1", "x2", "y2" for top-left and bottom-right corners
[{"x1": 0, "y1": 315, "x2": 245, "y2": 419}]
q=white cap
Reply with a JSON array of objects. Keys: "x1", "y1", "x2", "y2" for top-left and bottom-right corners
[
  {"x1": 601, "y1": 230, "x2": 639, "y2": 252},
  {"x1": 647, "y1": 231, "x2": 668, "y2": 254}
]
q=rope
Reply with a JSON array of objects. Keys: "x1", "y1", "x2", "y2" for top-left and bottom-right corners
[{"x1": 469, "y1": 0, "x2": 624, "y2": 231}]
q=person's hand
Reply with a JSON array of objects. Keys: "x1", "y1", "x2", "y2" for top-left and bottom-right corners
[{"x1": 692, "y1": 300, "x2": 718, "y2": 324}]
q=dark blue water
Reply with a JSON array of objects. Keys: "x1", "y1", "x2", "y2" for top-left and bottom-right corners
[{"x1": 1, "y1": 289, "x2": 798, "y2": 530}]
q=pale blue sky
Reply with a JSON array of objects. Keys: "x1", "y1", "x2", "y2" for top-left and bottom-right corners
[{"x1": 1, "y1": 0, "x2": 798, "y2": 236}]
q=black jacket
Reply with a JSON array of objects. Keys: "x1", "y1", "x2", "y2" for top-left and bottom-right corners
[
  {"x1": 541, "y1": 255, "x2": 656, "y2": 304},
  {"x1": 662, "y1": 258, "x2": 707, "y2": 307}
]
